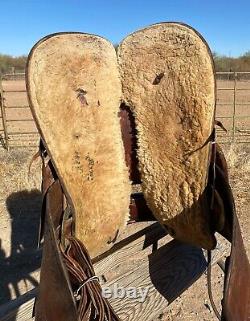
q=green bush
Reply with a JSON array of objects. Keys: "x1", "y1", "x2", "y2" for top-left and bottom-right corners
[
  {"x1": 0, "y1": 54, "x2": 27, "y2": 74},
  {"x1": 213, "y1": 51, "x2": 250, "y2": 72},
  {"x1": 0, "y1": 50, "x2": 250, "y2": 75}
]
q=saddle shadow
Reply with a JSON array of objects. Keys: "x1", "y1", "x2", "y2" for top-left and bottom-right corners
[
  {"x1": 148, "y1": 239, "x2": 207, "y2": 304},
  {"x1": 0, "y1": 189, "x2": 42, "y2": 314},
  {"x1": 145, "y1": 190, "x2": 213, "y2": 304}
]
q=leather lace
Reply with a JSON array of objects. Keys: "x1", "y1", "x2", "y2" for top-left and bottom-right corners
[{"x1": 60, "y1": 237, "x2": 120, "y2": 321}]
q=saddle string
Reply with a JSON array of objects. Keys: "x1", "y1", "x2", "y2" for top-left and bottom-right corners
[
  {"x1": 207, "y1": 250, "x2": 221, "y2": 320},
  {"x1": 60, "y1": 237, "x2": 120, "y2": 321},
  {"x1": 206, "y1": 123, "x2": 225, "y2": 320}
]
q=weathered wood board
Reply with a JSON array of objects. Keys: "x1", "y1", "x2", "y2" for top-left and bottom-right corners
[{"x1": 0, "y1": 222, "x2": 230, "y2": 321}]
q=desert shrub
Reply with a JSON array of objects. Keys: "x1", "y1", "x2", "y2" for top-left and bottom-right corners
[
  {"x1": 214, "y1": 51, "x2": 250, "y2": 72},
  {"x1": 0, "y1": 54, "x2": 27, "y2": 74}
]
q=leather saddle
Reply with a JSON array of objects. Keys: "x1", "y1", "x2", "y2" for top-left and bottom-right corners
[{"x1": 26, "y1": 23, "x2": 250, "y2": 321}]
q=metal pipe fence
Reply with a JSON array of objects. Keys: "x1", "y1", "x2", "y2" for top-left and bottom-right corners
[
  {"x1": 2, "y1": 72, "x2": 26, "y2": 81},
  {"x1": 0, "y1": 71, "x2": 250, "y2": 149},
  {"x1": 216, "y1": 71, "x2": 250, "y2": 143},
  {"x1": 0, "y1": 73, "x2": 39, "y2": 149},
  {"x1": 0, "y1": 78, "x2": 9, "y2": 150}
]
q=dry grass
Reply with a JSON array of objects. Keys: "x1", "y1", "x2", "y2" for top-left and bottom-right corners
[
  {"x1": 0, "y1": 148, "x2": 41, "y2": 201},
  {"x1": 0, "y1": 148, "x2": 42, "y2": 305},
  {"x1": 225, "y1": 143, "x2": 250, "y2": 172},
  {"x1": 223, "y1": 143, "x2": 250, "y2": 255},
  {"x1": 223, "y1": 143, "x2": 250, "y2": 213}
]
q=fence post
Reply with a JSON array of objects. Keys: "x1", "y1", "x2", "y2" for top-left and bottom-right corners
[
  {"x1": 232, "y1": 72, "x2": 237, "y2": 142},
  {"x1": 0, "y1": 77, "x2": 9, "y2": 150}
]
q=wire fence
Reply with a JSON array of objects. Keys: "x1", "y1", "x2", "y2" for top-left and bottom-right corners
[{"x1": 0, "y1": 71, "x2": 250, "y2": 150}]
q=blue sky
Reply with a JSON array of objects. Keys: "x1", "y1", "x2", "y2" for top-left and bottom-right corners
[{"x1": 0, "y1": 0, "x2": 249, "y2": 57}]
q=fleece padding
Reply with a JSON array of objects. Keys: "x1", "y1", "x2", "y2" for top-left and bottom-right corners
[
  {"x1": 27, "y1": 33, "x2": 131, "y2": 257},
  {"x1": 118, "y1": 23, "x2": 216, "y2": 249}
]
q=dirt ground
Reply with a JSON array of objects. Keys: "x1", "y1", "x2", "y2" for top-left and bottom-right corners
[{"x1": 0, "y1": 79, "x2": 249, "y2": 320}]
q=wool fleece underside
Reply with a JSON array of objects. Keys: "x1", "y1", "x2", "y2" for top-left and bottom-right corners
[
  {"x1": 27, "y1": 33, "x2": 131, "y2": 257},
  {"x1": 118, "y1": 23, "x2": 216, "y2": 250},
  {"x1": 27, "y1": 22, "x2": 217, "y2": 254}
]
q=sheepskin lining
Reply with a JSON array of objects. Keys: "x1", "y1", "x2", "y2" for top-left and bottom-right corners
[
  {"x1": 118, "y1": 23, "x2": 216, "y2": 249},
  {"x1": 27, "y1": 33, "x2": 131, "y2": 257}
]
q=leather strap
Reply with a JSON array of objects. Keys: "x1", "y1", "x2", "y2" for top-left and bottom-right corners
[
  {"x1": 35, "y1": 180, "x2": 78, "y2": 321},
  {"x1": 206, "y1": 132, "x2": 250, "y2": 320},
  {"x1": 221, "y1": 184, "x2": 250, "y2": 320},
  {"x1": 35, "y1": 140, "x2": 121, "y2": 321}
]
